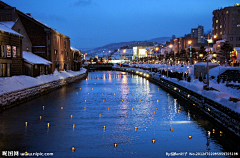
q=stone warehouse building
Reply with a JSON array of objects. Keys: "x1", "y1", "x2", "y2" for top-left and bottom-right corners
[
  {"x1": 0, "y1": 1, "x2": 71, "y2": 74},
  {"x1": 0, "y1": 22, "x2": 23, "y2": 77}
]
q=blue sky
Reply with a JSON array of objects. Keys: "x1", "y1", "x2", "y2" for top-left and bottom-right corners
[{"x1": 4, "y1": 0, "x2": 240, "y2": 50}]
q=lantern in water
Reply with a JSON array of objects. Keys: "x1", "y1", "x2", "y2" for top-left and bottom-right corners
[
  {"x1": 85, "y1": 99, "x2": 86, "y2": 102},
  {"x1": 135, "y1": 127, "x2": 138, "y2": 131},
  {"x1": 71, "y1": 115, "x2": 73, "y2": 118},
  {"x1": 126, "y1": 112, "x2": 128, "y2": 115},
  {"x1": 161, "y1": 93, "x2": 162, "y2": 95},
  {"x1": 87, "y1": 93, "x2": 89, "y2": 94},
  {"x1": 99, "y1": 114, "x2": 101, "y2": 117},
  {"x1": 170, "y1": 128, "x2": 173, "y2": 132},
  {"x1": 76, "y1": 92, "x2": 78, "y2": 94},
  {"x1": 103, "y1": 125, "x2": 106, "y2": 129},
  {"x1": 40, "y1": 116, "x2": 42, "y2": 120},
  {"x1": 157, "y1": 100, "x2": 159, "y2": 102},
  {"x1": 179, "y1": 106, "x2": 181, "y2": 110},
  {"x1": 114, "y1": 93, "x2": 115, "y2": 95},
  {"x1": 84, "y1": 107, "x2": 86, "y2": 110},
  {"x1": 73, "y1": 124, "x2": 75, "y2": 128},
  {"x1": 153, "y1": 111, "x2": 155, "y2": 114},
  {"x1": 25, "y1": 122, "x2": 28, "y2": 126},
  {"x1": 139, "y1": 100, "x2": 141, "y2": 102},
  {"x1": 114, "y1": 143, "x2": 118, "y2": 147},
  {"x1": 79, "y1": 88, "x2": 81, "y2": 90},
  {"x1": 72, "y1": 147, "x2": 75, "y2": 152},
  {"x1": 158, "y1": 88, "x2": 159, "y2": 90},
  {"x1": 156, "y1": 108, "x2": 158, "y2": 110},
  {"x1": 107, "y1": 107, "x2": 109, "y2": 110},
  {"x1": 43, "y1": 106, "x2": 45, "y2": 110},
  {"x1": 122, "y1": 100, "x2": 124, "y2": 102},
  {"x1": 178, "y1": 110, "x2": 181, "y2": 113},
  {"x1": 132, "y1": 108, "x2": 134, "y2": 110},
  {"x1": 47, "y1": 123, "x2": 50, "y2": 127},
  {"x1": 102, "y1": 93, "x2": 104, "y2": 94},
  {"x1": 103, "y1": 100, "x2": 105, "y2": 102},
  {"x1": 92, "y1": 88, "x2": 93, "y2": 90},
  {"x1": 213, "y1": 129, "x2": 215, "y2": 133},
  {"x1": 61, "y1": 107, "x2": 63, "y2": 109},
  {"x1": 152, "y1": 139, "x2": 156, "y2": 143},
  {"x1": 188, "y1": 135, "x2": 192, "y2": 139}
]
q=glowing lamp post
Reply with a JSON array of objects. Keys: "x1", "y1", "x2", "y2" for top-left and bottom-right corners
[
  {"x1": 166, "y1": 44, "x2": 173, "y2": 78},
  {"x1": 188, "y1": 40, "x2": 192, "y2": 65}
]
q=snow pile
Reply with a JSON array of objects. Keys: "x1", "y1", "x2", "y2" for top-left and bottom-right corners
[{"x1": 0, "y1": 68, "x2": 87, "y2": 95}]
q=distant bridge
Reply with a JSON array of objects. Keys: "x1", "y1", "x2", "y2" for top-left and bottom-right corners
[{"x1": 84, "y1": 63, "x2": 114, "y2": 70}]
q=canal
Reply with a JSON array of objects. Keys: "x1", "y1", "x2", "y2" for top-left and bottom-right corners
[{"x1": 0, "y1": 71, "x2": 239, "y2": 157}]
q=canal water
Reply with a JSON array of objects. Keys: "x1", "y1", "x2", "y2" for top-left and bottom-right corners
[{"x1": 0, "y1": 71, "x2": 238, "y2": 157}]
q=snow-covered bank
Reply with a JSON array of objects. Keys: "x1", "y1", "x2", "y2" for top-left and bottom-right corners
[
  {"x1": 125, "y1": 64, "x2": 240, "y2": 113},
  {"x1": 0, "y1": 68, "x2": 87, "y2": 95}
]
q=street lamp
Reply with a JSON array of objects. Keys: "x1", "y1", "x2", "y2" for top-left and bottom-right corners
[
  {"x1": 188, "y1": 40, "x2": 192, "y2": 65},
  {"x1": 166, "y1": 44, "x2": 173, "y2": 78},
  {"x1": 199, "y1": 53, "x2": 203, "y2": 62}
]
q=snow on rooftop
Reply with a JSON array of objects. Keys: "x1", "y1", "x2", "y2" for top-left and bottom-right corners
[
  {"x1": 0, "y1": 21, "x2": 15, "y2": 28},
  {"x1": 0, "y1": 23, "x2": 23, "y2": 37},
  {"x1": 195, "y1": 62, "x2": 219, "y2": 66},
  {"x1": 216, "y1": 39, "x2": 226, "y2": 43},
  {"x1": 70, "y1": 46, "x2": 80, "y2": 52},
  {"x1": 23, "y1": 51, "x2": 52, "y2": 65}
]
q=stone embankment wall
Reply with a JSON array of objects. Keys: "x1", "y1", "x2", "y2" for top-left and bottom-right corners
[{"x1": 0, "y1": 73, "x2": 87, "y2": 112}]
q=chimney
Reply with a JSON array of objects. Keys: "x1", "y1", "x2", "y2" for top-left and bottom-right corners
[{"x1": 26, "y1": 13, "x2": 31, "y2": 17}]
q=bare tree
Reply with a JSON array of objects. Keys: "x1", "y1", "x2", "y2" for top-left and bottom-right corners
[{"x1": 220, "y1": 41, "x2": 233, "y2": 66}]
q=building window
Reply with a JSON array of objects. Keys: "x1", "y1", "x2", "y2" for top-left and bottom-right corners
[
  {"x1": 233, "y1": 30, "x2": 236, "y2": 33},
  {"x1": 224, "y1": 17, "x2": 226, "y2": 21},
  {"x1": 236, "y1": 37, "x2": 240, "y2": 41},
  {"x1": 220, "y1": 19, "x2": 222, "y2": 22},
  {"x1": 220, "y1": 25, "x2": 222, "y2": 28},
  {"x1": 216, "y1": 20, "x2": 218, "y2": 23},
  {"x1": 6, "y1": 45, "x2": 11, "y2": 57},
  {"x1": 216, "y1": 26, "x2": 218, "y2": 29},
  {"x1": 230, "y1": 37, "x2": 233, "y2": 41},
  {"x1": 1, "y1": 45, "x2": 6, "y2": 57},
  {"x1": 220, "y1": 32, "x2": 222, "y2": 35},
  {"x1": 35, "y1": 65, "x2": 38, "y2": 69},
  {"x1": 54, "y1": 49, "x2": 58, "y2": 55},
  {"x1": 12, "y1": 46, "x2": 16, "y2": 57},
  {"x1": 224, "y1": 24, "x2": 226, "y2": 27},
  {"x1": 0, "y1": 63, "x2": 10, "y2": 77},
  {"x1": 226, "y1": 10, "x2": 229, "y2": 14}
]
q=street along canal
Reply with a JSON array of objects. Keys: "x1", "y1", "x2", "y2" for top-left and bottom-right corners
[{"x1": 0, "y1": 71, "x2": 239, "y2": 157}]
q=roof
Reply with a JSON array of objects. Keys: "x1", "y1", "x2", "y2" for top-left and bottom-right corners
[
  {"x1": 0, "y1": 21, "x2": 15, "y2": 28},
  {"x1": 0, "y1": 22, "x2": 23, "y2": 37},
  {"x1": 195, "y1": 62, "x2": 219, "y2": 67},
  {"x1": 216, "y1": 39, "x2": 226, "y2": 43},
  {"x1": 70, "y1": 46, "x2": 80, "y2": 52},
  {"x1": 23, "y1": 51, "x2": 53, "y2": 65}
]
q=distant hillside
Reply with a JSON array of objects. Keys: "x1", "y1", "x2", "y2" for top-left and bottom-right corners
[{"x1": 85, "y1": 37, "x2": 171, "y2": 58}]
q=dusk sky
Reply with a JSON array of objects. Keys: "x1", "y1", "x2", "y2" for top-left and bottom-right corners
[{"x1": 4, "y1": 0, "x2": 240, "y2": 50}]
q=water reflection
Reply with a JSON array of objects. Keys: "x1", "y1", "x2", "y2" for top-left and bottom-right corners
[{"x1": 0, "y1": 71, "x2": 238, "y2": 157}]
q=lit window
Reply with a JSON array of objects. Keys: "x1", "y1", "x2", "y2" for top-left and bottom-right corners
[
  {"x1": 213, "y1": 27, "x2": 214, "y2": 30},
  {"x1": 220, "y1": 25, "x2": 222, "y2": 28},
  {"x1": 220, "y1": 32, "x2": 222, "y2": 35},
  {"x1": 238, "y1": 24, "x2": 240, "y2": 27},
  {"x1": 216, "y1": 26, "x2": 218, "y2": 29},
  {"x1": 226, "y1": 10, "x2": 229, "y2": 14},
  {"x1": 217, "y1": 45, "x2": 221, "y2": 47},
  {"x1": 216, "y1": 20, "x2": 218, "y2": 23}
]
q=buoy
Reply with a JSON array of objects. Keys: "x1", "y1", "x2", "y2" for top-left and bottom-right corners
[
  {"x1": 72, "y1": 147, "x2": 75, "y2": 152},
  {"x1": 152, "y1": 139, "x2": 156, "y2": 143},
  {"x1": 84, "y1": 107, "x2": 86, "y2": 110},
  {"x1": 170, "y1": 128, "x2": 173, "y2": 132},
  {"x1": 40, "y1": 116, "x2": 42, "y2": 120},
  {"x1": 73, "y1": 124, "x2": 75, "y2": 128},
  {"x1": 43, "y1": 106, "x2": 45, "y2": 110},
  {"x1": 188, "y1": 135, "x2": 192, "y2": 139},
  {"x1": 156, "y1": 108, "x2": 158, "y2": 110},
  {"x1": 71, "y1": 115, "x2": 73, "y2": 118},
  {"x1": 47, "y1": 123, "x2": 50, "y2": 127},
  {"x1": 25, "y1": 122, "x2": 28, "y2": 126},
  {"x1": 99, "y1": 114, "x2": 101, "y2": 117},
  {"x1": 114, "y1": 143, "x2": 118, "y2": 147},
  {"x1": 103, "y1": 125, "x2": 106, "y2": 129}
]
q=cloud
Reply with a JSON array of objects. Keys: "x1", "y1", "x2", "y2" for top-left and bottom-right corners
[{"x1": 74, "y1": 0, "x2": 92, "y2": 6}]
